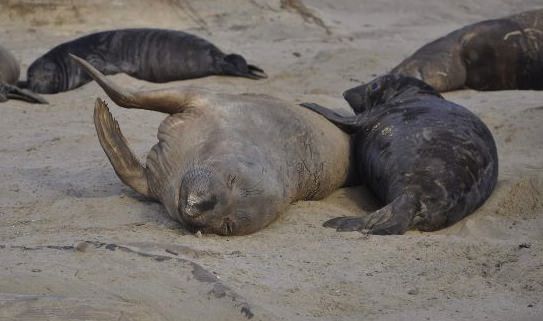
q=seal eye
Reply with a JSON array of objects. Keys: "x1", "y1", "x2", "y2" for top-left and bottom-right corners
[{"x1": 370, "y1": 83, "x2": 379, "y2": 91}]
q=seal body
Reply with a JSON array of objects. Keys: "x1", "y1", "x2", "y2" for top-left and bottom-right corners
[
  {"x1": 72, "y1": 55, "x2": 353, "y2": 236},
  {"x1": 24, "y1": 28, "x2": 267, "y2": 94},
  {"x1": 391, "y1": 9, "x2": 543, "y2": 91},
  {"x1": 301, "y1": 74, "x2": 498, "y2": 234},
  {"x1": 0, "y1": 45, "x2": 47, "y2": 104}
]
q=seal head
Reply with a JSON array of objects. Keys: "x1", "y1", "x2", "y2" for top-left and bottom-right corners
[
  {"x1": 178, "y1": 168, "x2": 235, "y2": 235},
  {"x1": 343, "y1": 74, "x2": 442, "y2": 113}
]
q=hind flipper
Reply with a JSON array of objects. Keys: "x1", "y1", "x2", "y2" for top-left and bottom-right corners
[
  {"x1": 300, "y1": 102, "x2": 361, "y2": 134},
  {"x1": 0, "y1": 83, "x2": 48, "y2": 104},
  {"x1": 323, "y1": 193, "x2": 418, "y2": 235},
  {"x1": 246, "y1": 64, "x2": 267, "y2": 79},
  {"x1": 94, "y1": 98, "x2": 154, "y2": 199},
  {"x1": 71, "y1": 54, "x2": 203, "y2": 114}
]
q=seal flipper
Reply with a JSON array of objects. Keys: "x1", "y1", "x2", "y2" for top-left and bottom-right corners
[
  {"x1": 299, "y1": 102, "x2": 361, "y2": 134},
  {"x1": 94, "y1": 98, "x2": 154, "y2": 200},
  {"x1": 323, "y1": 193, "x2": 418, "y2": 235},
  {"x1": 247, "y1": 64, "x2": 268, "y2": 79},
  {"x1": 71, "y1": 54, "x2": 201, "y2": 114},
  {"x1": 0, "y1": 83, "x2": 48, "y2": 104}
]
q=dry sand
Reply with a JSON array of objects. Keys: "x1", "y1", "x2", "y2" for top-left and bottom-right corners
[{"x1": 1, "y1": 0, "x2": 542, "y2": 320}]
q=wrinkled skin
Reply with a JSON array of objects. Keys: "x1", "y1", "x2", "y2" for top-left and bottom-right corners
[
  {"x1": 23, "y1": 28, "x2": 267, "y2": 94},
  {"x1": 73, "y1": 55, "x2": 354, "y2": 236},
  {"x1": 300, "y1": 74, "x2": 498, "y2": 235},
  {"x1": 391, "y1": 9, "x2": 543, "y2": 91},
  {"x1": 0, "y1": 45, "x2": 47, "y2": 104}
]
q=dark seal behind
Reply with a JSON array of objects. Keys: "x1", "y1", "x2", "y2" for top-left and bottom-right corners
[
  {"x1": 22, "y1": 28, "x2": 267, "y2": 94},
  {"x1": 391, "y1": 9, "x2": 543, "y2": 91},
  {"x1": 301, "y1": 74, "x2": 498, "y2": 234}
]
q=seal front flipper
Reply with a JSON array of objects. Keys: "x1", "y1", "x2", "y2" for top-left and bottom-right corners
[
  {"x1": 94, "y1": 98, "x2": 154, "y2": 200},
  {"x1": 1, "y1": 83, "x2": 48, "y2": 104},
  {"x1": 300, "y1": 102, "x2": 361, "y2": 134},
  {"x1": 323, "y1": 193, "x2": 418, "y2": 235},
  {"x1": 71, "y1": 54, "x2": 203, "y2": 114}
]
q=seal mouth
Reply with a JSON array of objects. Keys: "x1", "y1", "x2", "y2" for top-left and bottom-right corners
[{"x1": 221, "y1": 218, "x2": 236, "y2": 236}]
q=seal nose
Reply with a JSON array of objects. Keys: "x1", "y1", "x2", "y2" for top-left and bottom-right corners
[{"x1": 182, "y1": 193, "x2": 218, "y2": 218}]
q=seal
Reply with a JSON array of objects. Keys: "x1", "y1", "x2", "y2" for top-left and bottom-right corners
[
  {"x1": 300, "y1": 74, "x2": 498, "y2": 234},
  {"x1": 71, "y1": 54, "x2": 353, "y2": 236},
  {"x1": 22, "y1": 28, "x2": 267, "y2": 94},
  {"x1": 391, "y1": 9, "x2": 543, "y2": 91},
  {"x1": 0, "y1": 45, "x2": 47, "y2": 104}
]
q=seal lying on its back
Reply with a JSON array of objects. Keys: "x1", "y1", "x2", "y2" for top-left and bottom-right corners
[
  {"x1": 23, "y1": 28, "x2": 267, "y2": 94},
  {"x1": 71, "y1": 54, "x2": 353, "y2": 236},
  {"x1": 0, "y1": 45, "x2": 47, "y2": 104},
  {"x1": 301, "y1": 74, "x2": 498, "y2": 235},
  {"x1": 391, "y1": 9, "x2": 543, "y2": 91}
]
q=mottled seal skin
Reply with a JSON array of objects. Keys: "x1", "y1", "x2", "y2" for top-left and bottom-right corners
[
  {"x1": 23, "y1": 28, "x2": 267, "y2": 94},
  {"x1": 0, "y1": 45, "x2": 47, "y2": 104},
  {"x1": 300, "y1": 74, "x2": 498, "y2": 235},
  {"x1": 71, "y1": 54, "x2": 353, "y2": 236},
  {"x1": 391, "y1": 9, "x2": 543, "y2": 91}
]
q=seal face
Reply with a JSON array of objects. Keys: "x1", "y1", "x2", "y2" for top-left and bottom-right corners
[
  {"x1": 24, "y1": 28, "x2": 267, "y2": 94},
  {"x1": 300, "y1": 74, "x2": 498, "y2": 235},
  {"x1": 391, "y1": 9, "x2": 543, "y2": 91},
  {"x1": 71, "y1": 54, "x2": 352, "y2": 236},
  {"x1": 0, "y1": 45, "x2": 47, "y2": 104}
]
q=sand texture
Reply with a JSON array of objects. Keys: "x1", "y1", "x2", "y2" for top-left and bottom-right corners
[{"x1": 0, "y1": 0, "x2": 542, "y2": 320}]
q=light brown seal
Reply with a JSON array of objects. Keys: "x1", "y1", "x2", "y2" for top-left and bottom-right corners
[{"x1": 71, "y1": 54, "x2": 354, "y2": 236}]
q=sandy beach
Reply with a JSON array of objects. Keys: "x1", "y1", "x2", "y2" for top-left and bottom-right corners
[{"x1": 1, "y1": 0, "x2": 542, "y2": 320}]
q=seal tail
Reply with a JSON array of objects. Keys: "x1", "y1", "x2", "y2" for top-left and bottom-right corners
[
  {"x1": 94, "y1": 98, "x2": 154, "y2": 199},
  {"x1": 323, "y1": 193, "x2": 418, "y2": 235},
  {"x1": 1, "y1": 83, "x2": 48, "y2": 104}
]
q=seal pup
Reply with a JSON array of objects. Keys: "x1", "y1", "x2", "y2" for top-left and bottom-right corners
[
  {"x1": 22, "y1": 28, "x2": 267, "y2": 94},
  {"x1": 0, "y1": 45, "x2": 47, "y2": 104},
  {"x1": 300, "y1": 74, "x2": 498, "y2": 235},
  {"x1": 391, "y1": 9, "x2": 543, "y2": 91},
  {"x1": 71, "y1": 54, "x2": 353, "y2": 236}
]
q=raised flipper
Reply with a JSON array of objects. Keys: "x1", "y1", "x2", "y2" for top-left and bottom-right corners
[
  {"x1": 70, "y1": 54, "x2": 202, "y2": 114},
  {"x1": 94, "y1": 98, "x2": 154, "y2": 199},
  {"x1": 299, "y1": 102, "x2": 361, "y2": 134},
  {"x1": 323, "y1": 193, "x2": 418, "y2": 235},
  {"x1": 0, "y1": 83, "x2": 48, "y2": 104}
]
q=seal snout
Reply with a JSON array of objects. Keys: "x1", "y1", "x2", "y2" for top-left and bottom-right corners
[{"x1": 178, "y1": 167, "x2": 231, "y2": 228}]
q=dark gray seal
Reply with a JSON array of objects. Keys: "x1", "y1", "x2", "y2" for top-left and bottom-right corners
[
  {"x1": 0, "y1": 45, "x2": 47, "y2": 104},
  {"x1": 22, "y1": 28, "x2": 267, "y2": 94},
  {"x1": 300, "y1": 74, "x2": 498, "y2": 235},
  {"x1": 71, "y1": 54, "x2": 354, "y2": 236},
  {"x1": 391, "y1": 9, "x2": 543, "y2": 91}
]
